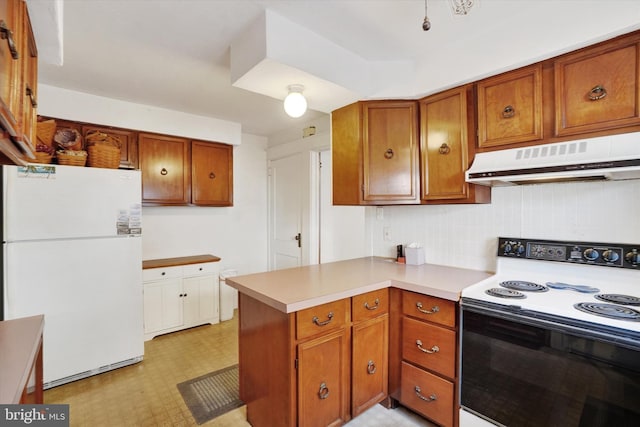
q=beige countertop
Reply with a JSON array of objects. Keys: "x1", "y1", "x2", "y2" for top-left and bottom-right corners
[{"x1": 225, "y1": 257, "x2": 493, "y2": 313}]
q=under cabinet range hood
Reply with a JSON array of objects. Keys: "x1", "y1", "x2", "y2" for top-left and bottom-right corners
[{"x1": 466, "y1": 133, "x2": 640, "y2": 186}]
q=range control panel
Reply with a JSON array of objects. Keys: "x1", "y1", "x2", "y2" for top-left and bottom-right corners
[{"x1": 498, "y1": 237, "x2": 640, "y2": 269}]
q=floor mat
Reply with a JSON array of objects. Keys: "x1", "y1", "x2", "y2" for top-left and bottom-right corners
[{"x1": 177, "y1": 364, "x2": 244, "y2": 424}]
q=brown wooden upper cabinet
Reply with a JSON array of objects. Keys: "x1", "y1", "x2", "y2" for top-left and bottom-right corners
[
  {"x1": 476, "y1": 64, "x2": 543, "y2": 148},
  {"x1": 419, "y1": 85, "x2": 490, "y2": 204},
  {"x1": 332, "y1": 100, "x2": 420, "y2": 205},
  {"x1": 139, "y1": 133, "x2": 191, "y2": 205},
  {"x1": 82, "y1": 125, "x2": 138, "y2": 169},
  {"x1": 191, "y1": 140, "x2": 233, "y2": 206},
  {"x1": 139, "y1": 133, "x2": 233, "y2": 206},
  {"x1": 554, "y1": 32, "x2": 640, "y2": 137},
  {"x1": 0, "y1": 0, "x2": 37, "y2": 164}
]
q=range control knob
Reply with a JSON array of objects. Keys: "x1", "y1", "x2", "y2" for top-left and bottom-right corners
[
  {"x1": 583, "y1": 248, "x2": 599, "y2": 261},
  {"x1": 514, "y1": 243, "x2": 525, "y2": 256},
  {"x1": 625, "y1": 250, "x2": 640, "y2": 266},
  {"x1": 602, "y1": 250, "x2": 619, "y2": 263},
  {"x1": 500, "y1": 242, "x2": 513, "y2": 254}
]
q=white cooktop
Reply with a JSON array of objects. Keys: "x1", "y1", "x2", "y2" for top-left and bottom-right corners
[{"x1": 462, "y1": 257, "x2": 640, "y2": 333}]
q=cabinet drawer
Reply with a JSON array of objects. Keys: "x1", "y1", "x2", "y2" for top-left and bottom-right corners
[
  {"x1": 143, "y1": 266, "x2": 183, "y2": 282},
  {"x1": 296, "y1": 299, "x2": 350, "y2": 340},
  {"x1": 183, "y1": 262, "x2": 218, "y2": 277},
  {"x1": 401, "y1": 361, "x2": 454, "y2": 427},
  {"x1": 402, "y1": 292, "x2": 456, "y2": 327},
  {"x1": 352, "y1": 288, "x2": 389, "y2": 322},
  {"x1": 402, "y1": 317, "x2": 456, "y2": 378}
]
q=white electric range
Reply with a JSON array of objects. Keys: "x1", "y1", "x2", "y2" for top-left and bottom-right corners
[{"x1": 459, "y1": 237, "x2": 640, "y2": 427}]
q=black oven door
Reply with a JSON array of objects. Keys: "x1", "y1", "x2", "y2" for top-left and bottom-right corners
[{"x1": 460, "y1": 302, "x2": 640, "y2": 427}]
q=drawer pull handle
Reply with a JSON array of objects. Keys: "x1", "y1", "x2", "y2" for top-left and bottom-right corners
[
  {"x1": 160, "y1": 167, "x2": 168, "y2": 176},
  {"x1": 312, "y1": 311, "x2": 334, "y2": 326},
  {"x1": 414, "y1": 386, "x2": 437, "y2": 402},
  {"x1": 0, "y1": 20, "x2": 19, "y2": 60},
  {"x1": 209, "y1": 172, "x2": 216, "y2": 179},
  {"x1": 318, "y1": 382, "x2": 330, "y2": 400},
  {"x1": 588, "y1": 85, "x2": 607, "y2": 101},
  {"x1": 502, "y1": 105, "x2": 515, "y2": 118},
  {"x1": 364, "y1": 298, "x2": 379, "y2": 310},
  {"x1": 367, "y1": 360, "x2": 377, "y2": 375},
  {"x1": 384, "y1": 148, "x2": 394, "y2": 159},
  {"x1": 416, "y1": 302, "x2": 439, "y2": 314},
  {"x1": 416, "y1": 340, "x2": 440, "y2": 354}
]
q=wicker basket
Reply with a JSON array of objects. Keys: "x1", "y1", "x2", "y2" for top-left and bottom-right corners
[
  {"x1": 33, "y1": 152, "x2": 53, "y2": 164},
  {"x1": 36, "y1": 120, "x2": 57, "y2": 146},
  {"x1": 57, "y1": 150, "x2": 87, "y2": 167},
  {"x1": 87, "y1": 145, "x2": 120, "y2": 169}
]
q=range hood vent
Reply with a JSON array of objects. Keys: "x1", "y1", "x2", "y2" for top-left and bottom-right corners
[{"x1": 465, "y1": 133, "x2": 640, "y2": 186}]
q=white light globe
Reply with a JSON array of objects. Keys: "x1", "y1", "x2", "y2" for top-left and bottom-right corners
[{"x1": 284, "y1": 91, "x2": 307, "y2": 118}]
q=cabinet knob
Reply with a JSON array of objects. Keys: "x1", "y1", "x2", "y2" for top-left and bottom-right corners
[
  {"x1": 209, "y1": 172, "x2": 216, "y2": 179},
  {"x1": 416, "y1": 302, "x2": 439, "y2": 314},
  {"x1": 160, "y1": 168, "x2": 168, "y2": 176},
  {"x1": 588, "y1": 85, "x2": 607, "y2": 101},
  {"x1": 414, "y1": 386, "x2": 437, "y2": 402},
  {"x1": 384, "y1": 148, "x2": 394, "y2": 159},
  {"x1": 502, "y1": 105, "x2": 515, "y2": 118},
  {"x1": 416, "y1": 339, "x2": 440, "y2": 354},
  {"x1": 318, "y1": 382, "x2": 330, "y2": 400},
  {"x1": 438, "y1": 143, "x2": 451, "y2": 155},
  {"x1": 367, "y1": 360, "x2": 377, "y2": 375},
  {"x1": 0, "y1": 20, "x2": 19, "y2": 60}
]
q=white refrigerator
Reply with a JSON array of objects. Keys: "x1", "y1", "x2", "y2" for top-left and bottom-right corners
[{"x1": 1, "y1": 164, "x2": 144, "y2": 388}]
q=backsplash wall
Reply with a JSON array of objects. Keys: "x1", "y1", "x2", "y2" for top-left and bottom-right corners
[{"x1": 370, "y1": 179, "x2": 640, "y2": 273}]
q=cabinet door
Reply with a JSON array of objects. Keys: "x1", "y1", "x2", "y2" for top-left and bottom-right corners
[
  {"x1": 352, "y1": 314, "x2": 388, "y2": 417},
  {"x1": 191, "y1": 140, "x2": 233, "y2": 206},
  {"x1": 139, "y1": 133, "x2": 190, "y2": 205},
  {"x1": 82, "y1": 125, "x2": 138, "y2": 169},
  {"x1": 420, "y1": 86, "x2": 470, "y2": 200},
  {"x1": 298, "y1": 328, "x2": 350, "y2": 427},
  {"x1": 0, "y1": 0, "x2": 20, "y2": 136},
  {"x1": 143, "y1": 279, "x2": 183, "y2": 333},
  {"x1": 554, "y1": 34, "x2": 640, "y2": 136},
  {"x1": 477, "y1": 64, "x2": 543, "y2": 148},
  {"x1": 16, "y1": 0, "x2": 36, "y2": 151},
  {"x1": 362, "y1": 101, "x2": 419, "y2": 204},
  {"x1": 182, "y1": 274, "x2": 218, "y2": 327}
]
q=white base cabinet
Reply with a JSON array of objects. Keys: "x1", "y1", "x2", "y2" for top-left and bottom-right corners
[{"x1": 143, "y1": 256, "x2": 220, "y2": 340}]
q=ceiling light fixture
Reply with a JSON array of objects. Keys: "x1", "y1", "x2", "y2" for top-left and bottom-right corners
[
  {"x1": 449, "y1": 0, "x2": 475, "y2": 15},
  {"x1": 284, "y1": 84, "x2": 307, "y2": 118}
]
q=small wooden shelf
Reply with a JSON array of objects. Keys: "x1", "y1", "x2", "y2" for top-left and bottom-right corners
[{"x1": 142, "y1": 254, "x2": 221, "y2": 270}]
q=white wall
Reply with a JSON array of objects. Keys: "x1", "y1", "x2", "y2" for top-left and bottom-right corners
[
  {"x1": 369, "y1": 179, "x2": 640, "y2": 273},
  {"x1": 142, "y1": 134, "x2": 269, "y2": 274}
]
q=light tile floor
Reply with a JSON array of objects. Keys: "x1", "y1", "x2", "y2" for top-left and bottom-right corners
[{"x1": 45, "y1": 314, "x2": 434, "y2": 426}]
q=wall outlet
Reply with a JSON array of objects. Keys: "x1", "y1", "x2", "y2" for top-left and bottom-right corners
[{"x1": 383, "y1": 226, "x2": 391, "y2": 241}]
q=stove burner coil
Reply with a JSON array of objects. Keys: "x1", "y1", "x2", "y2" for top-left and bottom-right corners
[
  {"x1": 499, "y1": 280, "x2": 548, "y2": 292},
  {"x1": 594, "y1": 294, "x2": 640, "y2": 306},
  {"x1": 574, "y1": 302, "x2": 640, "y2": 322},
  {"x1": 485, "y1": 288, "x2": 526, "y2": 299}
]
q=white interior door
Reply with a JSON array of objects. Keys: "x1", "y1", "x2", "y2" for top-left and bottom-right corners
[{"x1": 269, "y1": 153, "x2": 303, "y2": 270}]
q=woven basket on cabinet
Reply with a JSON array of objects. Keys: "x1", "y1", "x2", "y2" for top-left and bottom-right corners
[
  {"x1": 87, "y1": 145, "x2": 120, "y2": 169},
  {"x1": 57, "y1": 151, "x2": 87, "y2": 167}
]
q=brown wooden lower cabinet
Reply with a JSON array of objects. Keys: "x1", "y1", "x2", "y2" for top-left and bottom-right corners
[
  {"x1": 239, "y1": 287, "x2": 457, "y2": 427},
  {"x1": 401, "y1": 361, "x2": 454, "y2": 427}
]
